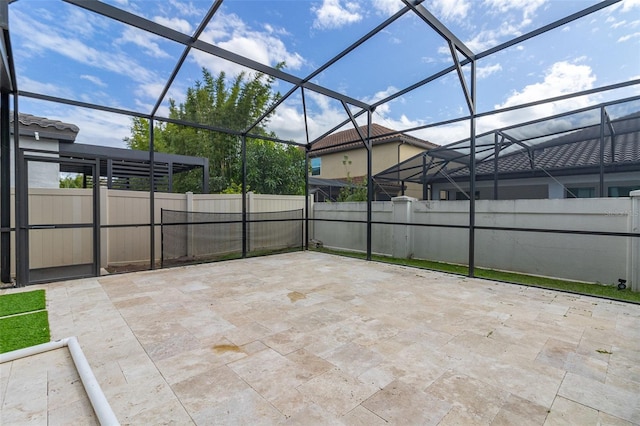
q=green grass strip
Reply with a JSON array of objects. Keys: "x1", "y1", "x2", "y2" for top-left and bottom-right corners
[
  {"x1": 0, "y1": 290, "x2": 46, "y2": 317},
  {"x1": 313, "y1": 247, "x2": 640, "y2": 304},
  {"x1": 0, "y1": 311, "x2": 51, "y2": 354}
]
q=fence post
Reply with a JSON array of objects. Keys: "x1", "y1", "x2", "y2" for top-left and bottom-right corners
[
  {"x1": 99, "y1": 185, "x2": 108, "y2": 272},
  {"x1": 247, "y1": 192, "x2": 253, "y2": 253},
  {"x1": 630, "y1": 190, "x2": 640, "y2": 292},
  {"x1": 186, "y1": 192, "x2": 193, "y2": 258},
  {"x1": 391, "y1": 196, "x2": 416, "y2": 259}
]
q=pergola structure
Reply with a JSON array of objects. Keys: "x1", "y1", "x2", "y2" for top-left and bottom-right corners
[{"x1": 1, "y1": 0, "x2": 639, "y2": 285}]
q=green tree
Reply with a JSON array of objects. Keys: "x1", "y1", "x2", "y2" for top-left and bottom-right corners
[
  {"x1": 336, "y1": 176, "x2": 367, "y2": 202},
  {"x1": 336, "y1": 155, "x2": 367, "y2": 202},
  {"x1": 59, "y1": 174, "x2": 86, "y2": 188},
  {"x1": 125, "y1": 67, "x2": 304, "y2": 195}
]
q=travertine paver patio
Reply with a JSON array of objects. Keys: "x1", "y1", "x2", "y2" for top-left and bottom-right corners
[{"x1": 1, "y1": 251, "x2": 639, "y2": 425}]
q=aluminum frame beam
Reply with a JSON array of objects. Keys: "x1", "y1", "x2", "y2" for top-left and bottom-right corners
[{"x1": 151, "y1": 1, "x2": 223, "y2": 117}]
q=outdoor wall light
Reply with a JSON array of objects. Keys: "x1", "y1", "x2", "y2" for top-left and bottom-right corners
[{"x1": 617, "y1": 279, "x2": 627, "y2": 290}]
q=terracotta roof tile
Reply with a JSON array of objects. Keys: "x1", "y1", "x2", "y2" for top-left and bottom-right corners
[
  {"x1": 310, "y1": 123, "x2": 437, "y2": 155},
  {"x1": 11, "y1": 113, "x2": 79, "y2": 133}
]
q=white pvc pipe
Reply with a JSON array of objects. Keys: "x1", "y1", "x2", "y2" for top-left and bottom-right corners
[
  {"x1": 0, "y1": 337, "x2": 120, "y2": 426},
  {"x1": 0, "y1": 338, "x2": 68, "y2": 363}
]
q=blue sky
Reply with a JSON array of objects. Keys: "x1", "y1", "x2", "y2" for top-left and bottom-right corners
[{"x1": 8, "y1": 0, "x2": 640, "y2": 148}]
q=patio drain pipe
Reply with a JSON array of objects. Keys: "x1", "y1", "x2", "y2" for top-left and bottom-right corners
[{"x1": 0, "y1": 337, "x2": 119, "y2": 426}]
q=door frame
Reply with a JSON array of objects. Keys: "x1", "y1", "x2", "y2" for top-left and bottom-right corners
[{"x1": 17, "y1": 149, "x2": 100, "y2": 285}]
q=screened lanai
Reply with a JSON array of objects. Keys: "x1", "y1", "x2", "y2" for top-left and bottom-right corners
[
  {"x1": 1, "y1": 0, "x2": 640, "y2": 286},
  {"x1": 374, "y1": 98, "x2": 640, "y2": 200}
]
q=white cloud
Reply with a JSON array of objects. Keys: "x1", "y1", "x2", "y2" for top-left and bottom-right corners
[
  {"x1": 312, "y1": 0, "x2": 362, "y2": 30},
  {"x1": 372, "y1": 0, "x2": 403, "y2": 16},
  {"x1": 483, "y1": 0, "x2": 547, "y2": 21},
  {"x1": 495, "y1": 61, "x2": 596, "y2": 109},
  {"x1": 454, "y1": 0, "x2": 546, "y2": 54},
  {"x1": 21, "y1": 105, "x2": 133, "y2": 148},
  {"x1": 612, "y1": 20, "x2": 627, "y2": 29},
  {"x1": 71, "y1": 109, "x2": 133, "y2": 148},
  {"x1": 18, "y1": 76, "x2": 74, "y2": 98},
  {"x1": 195, "y1": 12, "x2": 304, "y2": 76},
  {"x1": 13, "y1": 10, "x2": 158, "y2": 85},
  {"x1": 476, "y1": 63, "x2": 502, "y2": 79},
  {"x1": 153, "y1": 16, "x2": 193, "y2": 35},
  {"x1": 116, "y1": 27, "x2": 172, "y2": 59},
  {"x1": 462, "y1": 22, "x2": 523, "y2": 53},
  {"x1": 80, "y1": 75, "x2": 107, "y2": 87},
  {"x1": 427, "y1": 0, "x2": 472, "y2": 22},
  {"x1": 615, "y1": 0, "x2": 640, "y2": 13},
  {"x1": 370, "y1": 60, "x2": 602, "y2": 146},
  {"x1": 618, "y1": 32, "x2": 640, "y2": 42},
  {"x1": 267, "y1": 91, "x2": 362, "y2": 142},
  {"x1": 168, "y1": 0, "x2": 205, "y2": 17}
]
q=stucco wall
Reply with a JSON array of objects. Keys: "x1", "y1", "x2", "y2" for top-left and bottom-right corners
[
  {"x1": 313, "y1": 143, "x2": 426, "y2": 179},
  {"x1": 313, "y1": 197, "x2": 639, "y2": 289}
]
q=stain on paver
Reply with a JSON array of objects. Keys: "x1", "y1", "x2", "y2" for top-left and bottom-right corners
[
  {"x1": 287, "y1": 291, "x2": 306, "y2": 302},
  {"x1": 213, "y1": 344, "x2": 244, "y2": 354}
]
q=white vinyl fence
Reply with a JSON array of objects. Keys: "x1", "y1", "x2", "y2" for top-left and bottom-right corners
[{"x1": 2, "y1": 188, "x2": 309, "y2": 276}]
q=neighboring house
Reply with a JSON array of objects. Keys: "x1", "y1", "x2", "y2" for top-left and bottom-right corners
[
  {"x1": 9, "y1": 113, "x2": 79, "y2": 188},
  {"x1": 9, "y1": 113, "x2": 208, "y2": 192},
  {"x1": 375, "y1": 111, "x2": 640, "y2": 200},
  {"x1": 309, "y1": 123, "x2": 437, "y2": 201}
]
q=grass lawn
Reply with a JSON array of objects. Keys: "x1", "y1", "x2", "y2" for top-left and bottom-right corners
[
  {"x1": 0, "y1": 311, "x2": 50, "y2": 353},
  {"x1": 314, "y1": 248, "x2": 640, "y2": 304},
  {"x1": 0, "y1": 290, "x2": 50, "y2": 354},
  {"x1": 0, "y1": 289, "x2": 46, "y2": 316}
]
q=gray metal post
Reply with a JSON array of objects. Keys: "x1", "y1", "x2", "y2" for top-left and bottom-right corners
[
  {"x1": 302, "y1": 87, "x2": 311, "y2": 251},
  {"x1": 13, "y1": 97, "x2": 27, "y2": 286},
  {"x1": 305, "y1": 146, "x2": 310, "y2": 250},
  {"x1": 93, "y1": 158, "x2": 101, "y2": 276},
  {"x1": 599, "y1": 107, "x2": 605, "y2": 197},
  {"x1": 1, "y1": 92, "x2": 10, "y2": 283},
  {"x1": 241, "y1": 135, "x2": 247, "y2": 257},
  {"x1": 422, "y1": 155, "x2": 428, "y2": 200},
  {"x1": 493, "y1": 133, "x2": 499, "y2": 200},
  {"x1": 366, "y1": 111, "x2": 373, "y2": 261},
  {"x1": 149, "y1": 118, "x2": 155, "y2": 269},
  {"x1": 468, "y1": 62, "x2": 477, "y2": 278}
]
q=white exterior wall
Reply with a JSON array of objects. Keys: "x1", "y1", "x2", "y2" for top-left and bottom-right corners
[{"x1": 10, "y1": 136, "x2": 60, "y2": 188}]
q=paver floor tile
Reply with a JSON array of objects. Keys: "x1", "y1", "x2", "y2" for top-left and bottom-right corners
[{"x1": 2, "y1": 251, "x2": 639, "y2": 424}]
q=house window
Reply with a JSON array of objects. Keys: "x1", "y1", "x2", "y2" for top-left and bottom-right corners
[
  {"x1": 566, "y1": 187, "x2": 595, "y2": 198},
  {"x1": 311, "y1": 158, "x2": 321, "y2": 176},
  {"x1": 439, "y1": 190, "x2": 449, "y2": 200},
  {"x1": 608, "y1": 186, "x2": 640, "y2": 197}
]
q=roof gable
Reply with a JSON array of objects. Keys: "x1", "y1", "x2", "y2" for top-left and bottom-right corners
[{"x1": 310, "y1": 123, "x2": 437, "y2": 155}]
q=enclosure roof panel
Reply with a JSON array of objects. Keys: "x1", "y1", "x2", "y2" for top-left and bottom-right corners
[{"x1": 5, "y1": 0, "x2": 640, "y2": 149}]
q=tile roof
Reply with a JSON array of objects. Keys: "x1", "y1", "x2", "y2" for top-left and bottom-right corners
[
  {"x1": 310, "y1": 123, "x2": 437, "y2": 155},
  {"x1": 447, "y1": 113, "x2": 640, "y2": 179},
  {"x1": 10, "y1": 113, "x2": 79, "y2": 142},
  {"x1": 11, "y1": 113, "x2": 79, "y2": 133}
]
